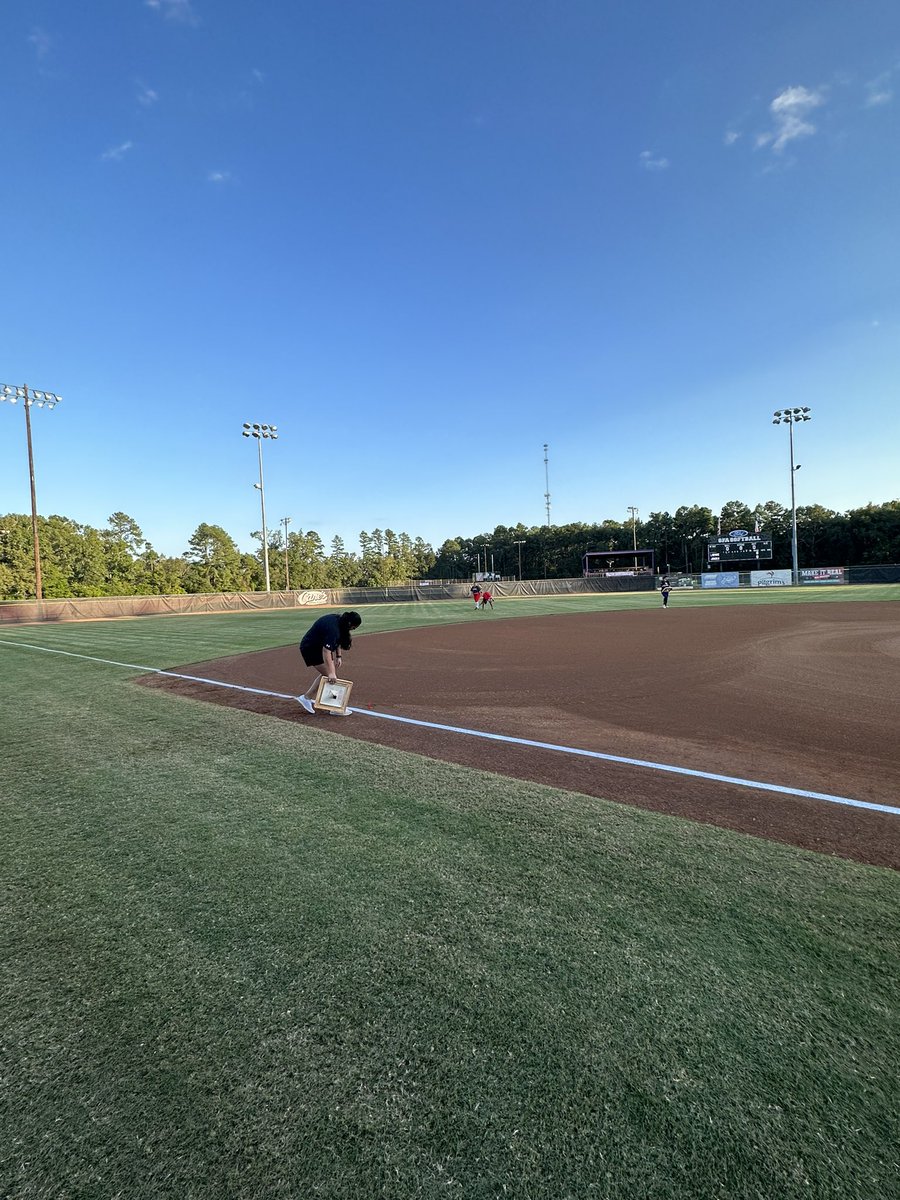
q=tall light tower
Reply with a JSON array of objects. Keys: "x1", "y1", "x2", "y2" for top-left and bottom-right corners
[
  {"x1": 1, "y1": 383, "x2": 62, "y2": 601},
  {"x1": 281, "y1": 516, "x2": 292, "y2": 591},
  {"x1": 543, "y1": 443, "x2": 551, "y2": 527},
  {"x1": 627, "y1": 506, "x2": 639, "y2": 569},
  {"x1": 242, "y1": 422, "x2": 278, "y2": 592},
  {"x1": 772, "y1": 407, "x2": 812, "y2": 585},
  {"x1": 513, "y1": 538, "x2": 526, "y2": 581}
]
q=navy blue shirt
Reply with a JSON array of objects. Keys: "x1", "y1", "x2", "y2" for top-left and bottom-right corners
[{"x1": 300, "y1": 614, "x2": 342, "y2": 655}]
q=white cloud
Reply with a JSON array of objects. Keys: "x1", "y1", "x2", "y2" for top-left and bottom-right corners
[
  {"x1": 146, "y1": 0, "x2": 198, "y2": 25},
  {"x1": 101, "y1": 141, "x2": 134, "y2": 162},
  {"x1": 758, "y1": 85, "x2": 825, "y2": 153},
  {"x1": 770, "y1": 85, "x2": 822, "y2": 116},
  {"x1": 137, "y1": 83, "x2": 158, "y2": 106},
  {"x1": 28, "y1": 27, "x2": 51, "y2": 61},
  {"x1": 639, "y1": 149, "x2": 670, "y2": 171},
  {"x1": 866, "y1": 89, "x2": 893, "y2": 107},
  {"x1": 207, "y1": 170, "x2": 233, "y2": 184},
  {"x1": 723, "y1": 130, "x2": 741, "y2": 146},
  {"x1": 864, "y1": 68, "x2": 894, "y2": 107}
]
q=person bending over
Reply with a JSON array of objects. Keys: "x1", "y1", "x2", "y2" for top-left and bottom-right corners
[{"x1": 297, "y1": 610, "x2": 362, "y2": 715}]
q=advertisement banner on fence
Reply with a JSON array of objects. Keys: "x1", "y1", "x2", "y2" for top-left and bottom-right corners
[
  {"x1": 800, "y1": 567, "x2": 845, "y2": 585},
  {"x1": 751, "y1": 569, "x2": 792, "y2": 587},
  {"x1": 701, "y1": 572, "x2": 740, "y2": 588}
]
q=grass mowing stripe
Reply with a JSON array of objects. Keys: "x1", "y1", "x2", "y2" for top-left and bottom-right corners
[{"x1": 4, "y1": 636, "x2": 896, "y2": 817}]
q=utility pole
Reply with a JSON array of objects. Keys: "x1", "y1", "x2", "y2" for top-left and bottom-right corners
[
  {"x1": 281, "y1": 516, "x2": 292, "y2": 591},
  {"x1": 514, "y1": 539, "x2": 525, "y2": 581},
  {"x1": 627, "y1": 506, "x2": 639, "y2": 569}
]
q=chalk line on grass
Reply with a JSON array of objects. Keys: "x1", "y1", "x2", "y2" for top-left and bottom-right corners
[{"x1": 2, "y1": 636, "x2": 898, "y2": 818}]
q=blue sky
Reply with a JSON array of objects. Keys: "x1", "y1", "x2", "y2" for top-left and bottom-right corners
[{"x1": 2, "y1": 0, "x2": 898, "y2": 558}]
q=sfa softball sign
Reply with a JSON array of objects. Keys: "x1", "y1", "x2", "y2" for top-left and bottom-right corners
[
  {"x1": 751, "y1": 570, "x2": 792, "y2": 587},
  {"x1": 707, "y1": 532, "x2": 773, "y2": 562},
  {"x1": 701, "y1": 573, "x2": 740, "y2": 588}
]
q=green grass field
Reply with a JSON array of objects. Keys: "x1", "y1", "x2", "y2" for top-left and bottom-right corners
[{"x1": 2, "y1": 589, "x2": 898, "y2": 1199}]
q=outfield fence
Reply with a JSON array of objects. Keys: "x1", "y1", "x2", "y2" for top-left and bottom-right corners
[
  {"x1": 0, "y1": 574, "x2": 653, "y2": 624},
  {"x1": 663, "y1": 564, "x2": 900, "y2": 590},
  {"x1": 2, "y1": 565, "x2": 897, "y2": 624}
]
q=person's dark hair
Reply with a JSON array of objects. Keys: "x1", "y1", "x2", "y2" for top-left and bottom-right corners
[{"x1": 337, "y1": 610, "x2": 362, "y2": 650}]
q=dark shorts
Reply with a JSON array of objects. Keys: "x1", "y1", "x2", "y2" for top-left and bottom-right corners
[{"x1": 300, "y1": 642, "x2": 324, "y2": 668}]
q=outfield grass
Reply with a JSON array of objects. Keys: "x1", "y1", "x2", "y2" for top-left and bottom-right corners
[
  {"x1": 1, "y1": 591, "x2": 898, "y2": 1199},
  {"x1": 1, "y1": 582, "x2": 898, "y2": 667}
]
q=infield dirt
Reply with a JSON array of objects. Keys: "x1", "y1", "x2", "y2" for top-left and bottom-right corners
[{"x1": 140, "y1": 602, "x2": 900, "y2": 869}]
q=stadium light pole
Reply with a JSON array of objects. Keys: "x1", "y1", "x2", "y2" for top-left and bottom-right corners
[
  {"x1": 627, "y1": 506, "x2": 639, "y2": 569},
  {"x1": 513, "y1": 539, "x2": 526, "y2": 581},
  {"x1": 242, "y1": 422, "x2": 278, "y2": 592},
  {"x1": 281, "y1": 516, "x2": 291, "y2": 591},
  {"x1": 772, "y1": 407, "x2": 812, "y2": 585},
  {"x1": 1, "y1": 383, "x2": 62, "y2": 601}
]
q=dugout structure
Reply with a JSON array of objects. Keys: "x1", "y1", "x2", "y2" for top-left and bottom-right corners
[{"x1": 583, "y1": 549, "x2": 656, "y2": 577}]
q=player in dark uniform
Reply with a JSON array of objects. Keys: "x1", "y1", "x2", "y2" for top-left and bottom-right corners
[
  {"x1": 661, "y1": 579, "x2": 671, "y2": 608},
  {"x1": 470, "y1": 583, "x2": 482, "y2": 609},
  {"x1": 297, "y1": 611, "x2": 362, "y2": 715}
]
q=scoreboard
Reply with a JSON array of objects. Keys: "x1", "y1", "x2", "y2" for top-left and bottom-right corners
[{"x1": 707, "y1": 535, "x2": 773, "y2": 562}]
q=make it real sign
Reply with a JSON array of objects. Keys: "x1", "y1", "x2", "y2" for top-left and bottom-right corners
[
  {"x1": 750, "y1": 569, "x2": 792, "y2": 587},
  {"x1": 800, "y1": 567, "x2": 845, "y2": 585}
]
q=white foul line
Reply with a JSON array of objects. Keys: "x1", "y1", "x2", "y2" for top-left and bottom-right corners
[{"x1": 2, "y1": 636, "x2": 899, "y2": 818}]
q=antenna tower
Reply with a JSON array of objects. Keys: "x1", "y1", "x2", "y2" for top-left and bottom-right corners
[{"x1": 543, "y1": 443, "x2": 551, "y2": 526}]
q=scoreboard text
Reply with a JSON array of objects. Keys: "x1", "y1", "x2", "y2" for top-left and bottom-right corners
[{"x1": 707, "y1": 536, "x2": 773, "y2": 562}]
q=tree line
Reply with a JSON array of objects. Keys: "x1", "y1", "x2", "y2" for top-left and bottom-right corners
[
  {"x1": 447, "y1": 499, "x2": 900, "y2": 581},
  {"x1": 0, "y1": 513, "x2": 438, "y2": 599},
  {"x1": 0, "y1": 498, "x2": 897, "y2": 599}
]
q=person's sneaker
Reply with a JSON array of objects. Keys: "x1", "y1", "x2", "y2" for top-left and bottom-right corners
[
  {"x1": 329, "y1": 708, "x2": 353, "y2": 717},
  {"x1": 297, "y1": 696, "x2": 315, "y2": 714}
]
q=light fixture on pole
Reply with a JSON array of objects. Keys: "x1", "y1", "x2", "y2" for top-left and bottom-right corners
[
  {"x1": 281, "y1": 516, "x2": 291, "y2": 591},
  {"x1": 242, "y1": 422, "x2": 278, "y2": 592},
  {"x1": 627, "y1": 506, "x2": 639, "y2": 569},
  {"x1": 772, "y1": 407, "x2": 812, "y2": 585},
  {"x1": 1, "y1": 383, "x2": 62, "y2": 601},
  {"x1": 513, "y1": 539, "x2": 526, "y2": 581}
]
